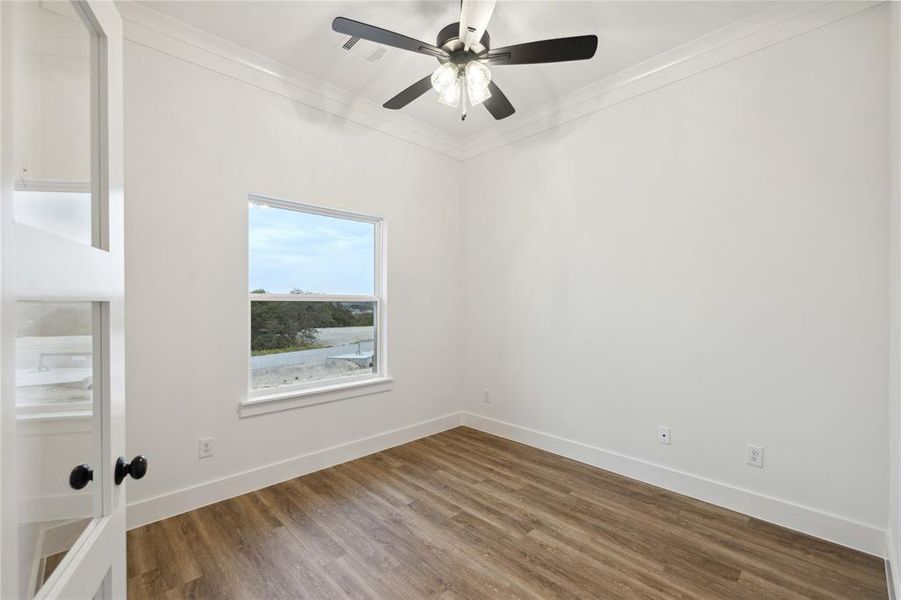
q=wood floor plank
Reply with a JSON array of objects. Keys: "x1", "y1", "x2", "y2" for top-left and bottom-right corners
[{"x1": 127, "y1": 427, "x2": 887, "y2": 599}]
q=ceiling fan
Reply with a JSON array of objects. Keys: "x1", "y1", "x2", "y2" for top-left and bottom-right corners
[{"x1": 332, "y1": 1, "x2": 598, "y2": 121}]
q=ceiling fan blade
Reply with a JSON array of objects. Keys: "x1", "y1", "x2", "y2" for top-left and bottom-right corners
[
  {"x1": 332, "y1": 17, "x2": 448, "y2": 59},
  {"x1": 483, "y1": 81, "x2": 515, "y2": 120},
  {"x1": 484, "y1": 35, "x2": 598, "y2": 65},
  {"x1": 383, "y1": 75, "x2": 433, "y2": 110},
  {"x1": 458, "y1": 0, "x2": 496, "y2": 52}
]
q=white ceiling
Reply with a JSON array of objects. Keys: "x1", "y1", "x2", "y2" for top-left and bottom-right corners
[{"x1": 139, "y1": 1, "x2": 773, "y2": 138}]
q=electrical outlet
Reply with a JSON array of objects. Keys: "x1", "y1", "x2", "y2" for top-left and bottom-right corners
[
  {"x1": 482, "y1": 389, "x2": 491, "y2": 404},
  {"x1": 657, "y1": 426, "x2": 671, "y2": 445},
  {"x1": 199, "y1": 437, "x2": 214, "y2": 459},
  {"x1": 746, "y1": 444, "x2": 763, "y2": 468}
]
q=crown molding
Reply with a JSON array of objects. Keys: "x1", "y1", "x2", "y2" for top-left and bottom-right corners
[
  {"x1": 459, "y1": 1, "x2": 882, "y2": 160},
  {"x1": 116, "y1": 1, "x2": 468, "y2": 160},
  {"x1": 115, "y1": 1, "x2": 881, "y2": 163}
]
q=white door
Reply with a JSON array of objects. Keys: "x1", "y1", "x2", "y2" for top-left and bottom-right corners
[{"x1": 0, "y1": 1, "x2": 128, "y2": 598}]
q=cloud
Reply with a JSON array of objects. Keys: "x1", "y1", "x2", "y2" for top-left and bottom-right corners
[{"x1": 249, "y1": 204, "x2": 374, "y2": 295}]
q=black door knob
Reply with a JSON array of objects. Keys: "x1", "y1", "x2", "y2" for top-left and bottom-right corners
[
  {"x1": 115, "y1": 455, "x2": 148, "y2": 485},
  {"x1": 69, "y1": 464, "x2": 94, "y2": 490}
]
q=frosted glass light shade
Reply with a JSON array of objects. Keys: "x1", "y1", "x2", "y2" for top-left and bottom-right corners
[
  {"x1": 464, "y1": 61, "x2": 491, "y2": 87},
  {"x1": 467, "y1": 78, "x2": 492, "y2": 105},
  {"x1": 431, "y1": 62, "x2": 459, "y2": 93},
  {"x1": 437, "y1": 78, "x2": 462, "y2": 108},
  {"x1": 464, "y1": 61, "x2": 492, "y2": 106}
]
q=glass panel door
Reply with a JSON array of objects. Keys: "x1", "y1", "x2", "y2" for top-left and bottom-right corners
[
  {"x1": 8, "y1": 1, "x2": 102, "y2": 595},
  {"x1": 2, "y1": 0, "x2": 127, "y2": 597}
]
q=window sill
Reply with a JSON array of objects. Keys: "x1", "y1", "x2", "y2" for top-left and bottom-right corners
[{"x1": 239, "y1": 376, "x2": 393, "y2": 418}]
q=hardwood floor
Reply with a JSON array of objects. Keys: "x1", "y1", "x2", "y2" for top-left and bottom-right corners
[{"x1": 127, "y1": 427, "x2": 887, "y2": 599}]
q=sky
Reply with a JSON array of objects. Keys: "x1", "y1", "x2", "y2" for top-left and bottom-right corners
[{"x1": 249, "y1": 203, "x2": 374, "y2": 296}]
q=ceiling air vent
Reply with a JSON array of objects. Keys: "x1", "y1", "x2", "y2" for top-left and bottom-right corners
[
  {"x1": 367, "y1": 46, "x2": 386, "y2": 64},
  {"x1": 337, "y1": 35, "x2": 387, "y2": 65}
]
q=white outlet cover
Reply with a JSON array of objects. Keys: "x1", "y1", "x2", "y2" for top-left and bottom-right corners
[
  {"x1": 657, "y1": 426, "x2": 671, "y2": 445},
  {"x1": 746, "y1": 444, "x2": 763, "y2": 467},
  {"x1": 199, "y1": 437, "x2": 214, "y2": 459}
]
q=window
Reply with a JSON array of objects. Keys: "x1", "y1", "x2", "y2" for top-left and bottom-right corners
[{"x1": 247, "y1": 196, "x2": 386, "y2": 403}]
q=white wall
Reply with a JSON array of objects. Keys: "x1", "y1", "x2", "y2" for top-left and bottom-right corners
[
  {"x1": 123, "y1": 39, "x2": 462, "y2": 526},
  {"x1": 460, "y1": 4, "x2": 889, "y2": 549}
]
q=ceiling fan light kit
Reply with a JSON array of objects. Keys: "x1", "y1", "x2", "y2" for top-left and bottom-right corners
[
  {"x1": 429, "y1": 60, "x2": 492, "y2": 118},
  {"x1": 332, "y1": 0, "x2": 598, "y2": 122}
]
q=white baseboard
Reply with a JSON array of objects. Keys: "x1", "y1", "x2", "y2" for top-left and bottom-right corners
[
  {"x1": 461, "y1": 412, "x2": 886, "y2": 557},
  {"x1": 126, "y1": 412, "x2": 462, "y2": 530}
]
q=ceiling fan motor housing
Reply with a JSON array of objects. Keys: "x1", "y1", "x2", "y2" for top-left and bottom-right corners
[{"x1": 437, "y1": 22, "x2": 490, "y2": 60}]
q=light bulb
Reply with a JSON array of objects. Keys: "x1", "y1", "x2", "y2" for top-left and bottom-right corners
[
  {"x1": 464, "y1": 61, "x2": 492, "y2": 106},
  {"x1": 437, "y1": 77, "x2": 462, "y2": 108},
  {"x1": 431, "y1": 62, "x2": 459, "y2": 93}
]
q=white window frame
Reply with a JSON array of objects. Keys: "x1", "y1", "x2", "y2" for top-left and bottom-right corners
[{"x1": 240, "y1": 195, "x2": 390, "y2": 417}]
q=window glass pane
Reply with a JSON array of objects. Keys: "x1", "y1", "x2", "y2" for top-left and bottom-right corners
[
  {"x1": 14, "y1": 190, "x2": 92, "y2": 245},
  {"x1": 12, "y1": 1, "x2": 95, "y2": 245},
  {"x1": 249, "y1": 203, "x2": 375, "y2": 296},
  {"x1": 251, "y1": 301, "x2": 375, "y2": 391},
  {"x1": 16, "y1": 302, "x2": 93, "y2": 411},
  {"x1": 15, "y1": 302, "x2": 97, "y2": 597}
]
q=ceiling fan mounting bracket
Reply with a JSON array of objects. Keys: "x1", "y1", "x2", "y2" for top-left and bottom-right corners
[{"x1": 436, "y1": 22, "x2": 489, "y2": 58}]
